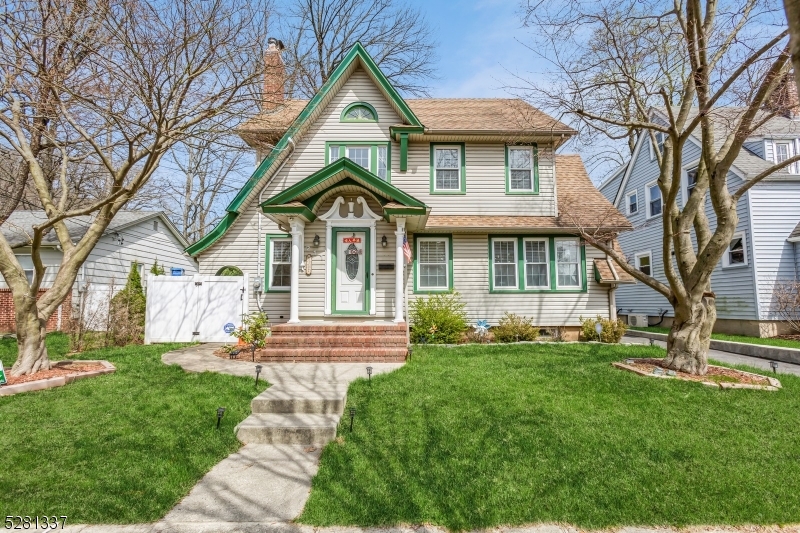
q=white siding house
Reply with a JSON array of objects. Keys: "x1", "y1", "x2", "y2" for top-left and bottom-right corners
[
  {"x1": 598, "y1": 111, "x2": 800, "y2": 337},
  {"x1": 1, "y1": 211, "x2": 198, "y2": 330}
]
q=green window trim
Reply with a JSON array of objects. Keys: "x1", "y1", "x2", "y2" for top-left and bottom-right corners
[
  {"x1": 429, "y1": 143, "x2": 466, "y2": 194},
  {"x1": 264, "y1": 233, "x2": 292, "y2": 292},
  {"x1": 412, "y1": 234, "x2": 454, "y2": 293},
  {"x1": 325, "y1": 141, "x2": 392, "y2": 182},
  {"x1": 487, "y1": 235, "x2": 587, "y2": 293},
  {"x1": 330, "y1": 227, "x2": 371, "y2": 315},
  {"x1": 340, "y1": 102, "x2": 379, "y2": 122},
  {"x1": 505, "y1": 144, "x2": 539, "y2": 195}
]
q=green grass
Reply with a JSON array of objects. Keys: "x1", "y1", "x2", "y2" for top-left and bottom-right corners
[
  {"x1": 0, "y1": 334, "x2": 267, "y2": 523},
  {"x1": 630, "y1": 326, "x2": 800, "y2": 350},
  {"x1": 299, "y1": 343, "x2": 800, "y2": 530}
]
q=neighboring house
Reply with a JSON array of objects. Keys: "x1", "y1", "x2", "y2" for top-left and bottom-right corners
[
  {"x1": 0, "y1": 210, "x2": 198, "y2": 332},
  {"x1": 598, "y1": 106, "x2": 800, "y2": 337},
  {"x1": 186, "y1": 39, "x2": 633, "y2": 345}
]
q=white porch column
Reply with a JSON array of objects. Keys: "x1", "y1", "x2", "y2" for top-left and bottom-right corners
[
  {"x1": 609, "y1": 285, "x2": 618, "y2": 321},
  {"x1": 394, "y1": 218, "x2": 406, "y2": 323},
  {"x1": 288, "y1": 217, "x2": 305, "y2": 324}
]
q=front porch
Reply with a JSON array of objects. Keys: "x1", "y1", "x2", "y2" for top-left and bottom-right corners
[{"x1": 260, "y1": 158, "x2": 429, "y2": 327}]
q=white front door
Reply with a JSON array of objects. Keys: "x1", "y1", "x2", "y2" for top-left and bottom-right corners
[{"x1": 336, "y1": 230, "x2": 367, "y2": 312}]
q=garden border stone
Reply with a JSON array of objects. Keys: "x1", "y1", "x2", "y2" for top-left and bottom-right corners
[
  {"x1": 0, "y1": 360, "x2": 116, "y2": 397},
  {"x1": 612, "y1": 359, "x2": 781, "y2": 391}
]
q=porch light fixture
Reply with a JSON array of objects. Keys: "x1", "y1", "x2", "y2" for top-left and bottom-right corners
[
  {"x1": 216, "y1": 407, "x2": 226, "y2": 428},
  {"x1": 770, "y1": 361, "x2": 779, "y2": 373},
  {"x1": 313, "y1": 234, "x2": 320, "y2": 247},
  {"x1": 349, "y1": 407, "x2": 356, "y2": 432},
  {"x1": 381, "y1": 235, "x2": 388, "y2": 247},
  {"x1": 366, "y1": 366, "x2": 373, "y2": 381},
  {"x1": 255, "y1": 364, "x2": 263, "y2": 387}
]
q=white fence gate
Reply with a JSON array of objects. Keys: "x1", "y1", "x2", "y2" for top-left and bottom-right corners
[{"x1": 144, "y1": 274, "x2": 248, "y2": 344}]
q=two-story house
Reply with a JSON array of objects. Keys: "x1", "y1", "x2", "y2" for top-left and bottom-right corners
[
  {"x1": 599, "y1": 105, "x2": 800, "y2": 337},
  {"x1": 186, "y1": 40, "x2": 632, "y2": 359}
]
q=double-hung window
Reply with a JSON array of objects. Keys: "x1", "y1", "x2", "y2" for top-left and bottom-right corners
[
  {"x1": 626, "y1": 191, "x2": 638, "y2": 215},
  {"x1": 492, "y1": 238, "x2": 518, "y2": 289},
  {"x1": 555, "y1": 238, "x2": 581, "y2": 289},
  {"x1": 646, "y1": 181, "x2": 662, "y2": 218},
  {"x1": 635, "y1": 252, "x2": 652, "y2": 276},
  {"x1": 431, "y1": 144, "x2": 463, "y2": 192},
  {"x1": 416, "y1": 237, "x2": 450, "y2": 290},
  {"x1": 775, "y1": 142, "x2": 790, "y2": 164},
  {"x1": 269, "y1": 238, "x2": 292, "y2": 290},
  {"x1": 507, "y1": 146, "x2": 536, "y2": 192},
  {"x1": 685, "y1": 167, "x2": 698, "y2": 198},
  {"x1": 524, "y1": 238, "x2": 549, "y2": 288},
  {"x1": 650, "y1": 131, "x2": 666, "y2": 159},
  {"x1": 723, "y1": 232, "x2": 747, "y2": 268},
  {"x1": 327, "y1": 142, "x2": 391, "y2": 181}
]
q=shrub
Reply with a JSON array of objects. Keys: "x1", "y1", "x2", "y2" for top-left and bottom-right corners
[
  {"x1": 109, "y1": 262, "x2": 147, "y2": 345},
  {"x1": 580, "y1": 315, "x2": 627, "y2": 343},
  {"x1": 150, "y1": 260, "x2": 166, "y2": 276},
  {"x1": 409, "y1": 292, "x2": 468, "y2": 344},
  {"x1": 230, "y1": 312, "x2": 271, "y2": 347},
  {"x1": 492, "y1": 312, "x2": 540, "y2": 343}
]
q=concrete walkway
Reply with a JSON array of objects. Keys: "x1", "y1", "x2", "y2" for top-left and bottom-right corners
[
  {"x1": 159, "y1": 344, "x2": 404, "y2": 526},
  {"x1": 622, "y1": 336, "x2": 800, "y2": 376}
]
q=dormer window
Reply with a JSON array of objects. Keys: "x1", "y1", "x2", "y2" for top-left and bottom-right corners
[{"x1": 341, "y1": 102, "x2": 378, "y2": 122}]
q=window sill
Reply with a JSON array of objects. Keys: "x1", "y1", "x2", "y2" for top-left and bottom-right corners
[
  {"x1": 266, "y1": 287, "x2": 291, "y2": 293},
  {"x1": 721, "y1": 263, "x2": 748, "y2": 270},
  {"x1": 414, "y1": 287, "x2": 452, "y2": 294},
  {"x1": 430, "y1": 190, "x2": 466, "y2": 195},
  {"x1": 505, "y1": 190, "x2": 539, "y2": 195},
  {"x1": 488, "y1": 287, "x2": 587, "y2": 294}
]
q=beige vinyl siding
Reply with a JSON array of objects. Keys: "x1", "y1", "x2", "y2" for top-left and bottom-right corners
[{"x1": 408, "y1": 234, "x2": 610, "y2": 326}]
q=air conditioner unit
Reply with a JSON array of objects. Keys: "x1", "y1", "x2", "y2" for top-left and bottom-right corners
[{"x1": 627, "y1": 314, "x2": 649, "y2": 327}]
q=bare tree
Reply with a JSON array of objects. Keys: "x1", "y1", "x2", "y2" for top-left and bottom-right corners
[
  {"x1": 518, "y1": 0, "x2": 800, "y2": 374},
  {"x1": 785, "y1": 0, "x2": 800, "y2": 101},
  {"x1": 772, "y1": 279, "x2": 800, "y2": 334},
  {"x1": 0, "y1": 0, "x2": 268, "y2": 376},
  {"x1": 150, "y1": 131, "x2": 249, "y2": 242},
  {"x1": 280, "y1": 0, "x2": 437, "y2": 97}
]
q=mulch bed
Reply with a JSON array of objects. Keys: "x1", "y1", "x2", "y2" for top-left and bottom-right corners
[
  {"x1": 3, "y1": 362, "x2": 107, "y2": 386},
  {"x1": 623, "y1": 358, "x2": 770, "y2": 385}
]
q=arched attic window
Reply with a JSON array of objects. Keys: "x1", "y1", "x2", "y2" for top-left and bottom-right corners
[{"x1": 341, "y1": 102, "x2": 378, "y2": 122}]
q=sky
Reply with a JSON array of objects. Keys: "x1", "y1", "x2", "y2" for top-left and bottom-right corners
[{"x1": 408, "y1": 0, "x2": 546, "y2": 99}]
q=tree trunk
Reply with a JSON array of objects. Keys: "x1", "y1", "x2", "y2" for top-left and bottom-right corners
[
  {"x1": 10, "y1": 295, "x2": 50, "y2": 376},
  {"x1": 663, "y1": 293, "x2": 716, "y2": 375}
]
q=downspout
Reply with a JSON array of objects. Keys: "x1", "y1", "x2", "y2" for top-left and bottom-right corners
[{"x1": 256, "y1": 137, "x2": 296, "y2": 312}]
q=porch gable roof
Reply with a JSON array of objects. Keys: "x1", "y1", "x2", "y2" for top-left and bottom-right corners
[{"x1": 260, "y1": 158, "x2": 428, "y2": 222}]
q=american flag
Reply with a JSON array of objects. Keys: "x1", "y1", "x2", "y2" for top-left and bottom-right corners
[{"x1": 402, "y1": 234, "x2": 412, "y2": 264}]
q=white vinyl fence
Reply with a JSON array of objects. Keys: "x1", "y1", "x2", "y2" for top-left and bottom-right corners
[{"x1": 144, "y1": 274, "x2": 248, "y2": 344}]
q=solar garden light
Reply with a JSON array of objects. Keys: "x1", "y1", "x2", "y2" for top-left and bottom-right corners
[
  {"x1": 366, "y1": 366, "x2": 373, "y2": 381},
  {"x1": 649, "y1": 338, "x2": 655, "y2": 347},
  {"x1": 255, "y1": 364, "x2": 263, "y2": 387},
  {"x1": 229, "y1": 349, "x2": 240, "y2": 360},
  {"x1": 770, "y1": 361, "x2": 779, "y2": 373},
  {"x1": 216, "y1": 407, "x2": 226, "y2": 429},
  {"x1": 349, "y1": 407, "x2": 356, "y2": 432},
  {"x1": 594, "y1": 321, "x2": 603, "y2": 337}
]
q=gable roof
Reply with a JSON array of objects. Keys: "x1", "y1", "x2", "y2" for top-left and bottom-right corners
[
  {"x1": 789, "y1": 221, "x2": 800, "y2": 242},
  {"x1": 1, "y1": 210, "x2": 189, "y2": 248}
]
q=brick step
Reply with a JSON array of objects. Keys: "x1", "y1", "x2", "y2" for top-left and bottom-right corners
[
  {"x1": 255, "y1": 347, "x2": 407, "y2": 363},
  {"x1": 271, "y1": 324, "x2": 407, "y2": 337},
  {"x1": 264, "y1": 335, "x2": 407, "y2": 348}
]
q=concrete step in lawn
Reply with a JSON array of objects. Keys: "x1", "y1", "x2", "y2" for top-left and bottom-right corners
[
  {"x1": 251, "y1": 384, "x2": 348, "y2": 414},
  {"x1": 235, "y1": 413, "x2": 341, "y2": 445}
]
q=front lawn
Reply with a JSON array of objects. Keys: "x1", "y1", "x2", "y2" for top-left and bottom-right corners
[
  {"x1": 0, "y1": 334, "x2": 267, "y2": 523},
  {"x1": 630, "y1": 326, "x2": 800, "y2": 350},
  {"x1": 299, "y1": 343, "x2": 800, "y2": 529}
]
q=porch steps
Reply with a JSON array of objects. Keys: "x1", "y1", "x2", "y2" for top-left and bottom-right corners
[
  {"x1": 234, "y1": 413, "x2": 340, "y2": 445},
  {"x1": 256, "y1": 323, "x2": 408, "y2": 362}
]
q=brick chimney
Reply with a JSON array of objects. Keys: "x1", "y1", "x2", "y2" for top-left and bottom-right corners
[
  {"x1": 768, "y1": 73, "x2": 799, "y2": 119},
  {"x1": 263, "y1": 37, "x2": 285, "y2": 111}
]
